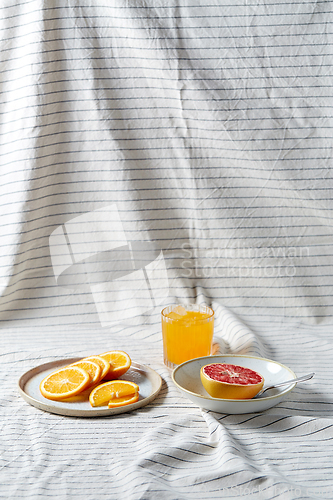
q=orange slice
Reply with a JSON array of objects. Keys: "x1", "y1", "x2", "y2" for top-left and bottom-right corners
[
  {"x1": 69, "y1": 359, "x2": 102, "y2": 386},
  {"x1": 98, "y1": 350, "x2": 131, "y2": 380},
  {"x1": 108, "y1": 393, "x2": 139, "y2": 408},
  {"x1": 89, "y1": 380, "x2": 139, "y2": 407},
  {"x1": 83, "y1": 355, "x2": 110, "y2": 379},
  {"x1": 40, "y1": 366, "x2": 91, "y2": 401}
]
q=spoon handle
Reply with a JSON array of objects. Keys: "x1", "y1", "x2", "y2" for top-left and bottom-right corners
[{"x1": 259, "y1": 372, "x2": 315, "y2": 396}]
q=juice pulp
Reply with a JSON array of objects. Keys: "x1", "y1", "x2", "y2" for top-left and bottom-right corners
[{"x1": 161, "y1": 305, "x2": 214, "y2": 367}]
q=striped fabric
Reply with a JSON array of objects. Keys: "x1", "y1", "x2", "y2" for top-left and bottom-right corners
[{"x1": 1, "y1": 1, "x2": 333, "y2": 498}]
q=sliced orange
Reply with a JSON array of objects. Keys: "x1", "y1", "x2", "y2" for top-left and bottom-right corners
[
  {"x1": 98, "y1": 350, "x2": 131, "y2": 380},
  {"x1": 83, "y1": 355, "x2": 110, "y2": 379},
  {"x1": 108, "y1": 393, "x2": 139, "y2": 408},
  {"x1": 69, "y1": 359, "x2": 102, "y2": 386},
  {"x1": 40, "y1": 366, "x2": 91, "y2": 401},
  {"x1": 89, "y1": 380, "x2": 139, "y2": 407}
]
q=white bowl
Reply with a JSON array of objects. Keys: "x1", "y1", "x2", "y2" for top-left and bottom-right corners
[{"x1": 172, "y1": 355, "x2": 297, "y2": 414}]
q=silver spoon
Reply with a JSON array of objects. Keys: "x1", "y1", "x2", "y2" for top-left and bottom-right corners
[{"x1": 254, "y1": 372, "x2": 315, "y2": 398}]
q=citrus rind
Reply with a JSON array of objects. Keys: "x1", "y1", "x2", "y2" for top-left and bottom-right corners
[
  {"x1": 89, "y1": 380, "x2": 139, "y2": 407},
  {"x1": 108, "y1": 392, "x2": 139, "y2": 408},
  {"x1": 69, "y1": 359, "x2": 103, "y2": 385},
  {"x1": 40, "y1": 365, "x2": 91, "y2": 401},
  {"x1": 99, "y1": 350, "x2": 131, "y2": 380},
  {"x1": 82, "y1": 355, "x2": 111, "y2": 379}
]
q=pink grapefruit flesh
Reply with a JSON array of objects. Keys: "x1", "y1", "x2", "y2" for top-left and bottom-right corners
[{"x1": 200, "y1": 363, "x2": 264, "y2": 399}]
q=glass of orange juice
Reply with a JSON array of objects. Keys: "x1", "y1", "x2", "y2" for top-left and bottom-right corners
[{"x1": 161, "y1": 304, "x2": 214, "y2": 369}]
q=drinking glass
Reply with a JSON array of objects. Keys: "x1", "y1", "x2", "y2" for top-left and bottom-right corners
[{"x1": 161, "y1": 304, "x2": 214, "y2": 369}]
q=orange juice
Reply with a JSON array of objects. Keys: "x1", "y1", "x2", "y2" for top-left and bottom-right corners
[{"x1": 161, "y1": 304, "x2": 214, "y2": 368}]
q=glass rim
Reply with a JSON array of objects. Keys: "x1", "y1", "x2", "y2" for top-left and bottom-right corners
[{"x1": 161, "y1": 303, "x2": 214, "y2": 321}]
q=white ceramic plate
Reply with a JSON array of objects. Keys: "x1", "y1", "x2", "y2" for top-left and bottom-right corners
[
  {"x1": 172, "y1": 355, "x2": 297, "y2": 414},
  {"x1": 18, "y1": 358, "x2": 162, "y2": 417}
]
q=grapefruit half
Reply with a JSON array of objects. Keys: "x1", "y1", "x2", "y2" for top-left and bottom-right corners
[{"x1": 200, "y1": 363, "x2": 264, "y2": 399}]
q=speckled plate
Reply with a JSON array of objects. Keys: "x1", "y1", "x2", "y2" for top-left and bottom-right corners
[
  {"x1": 172, "y1": 355, "x2": 297, "y2": 414},
  {"x1": 18, "y1": 358, "x2": 162, "y2": 417}
]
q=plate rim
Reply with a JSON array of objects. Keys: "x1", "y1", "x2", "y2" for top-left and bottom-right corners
[
  {"x1": 172, "y1": 354, "x2": 297, "y2": 403},
  {"x1": 18, "y1": 357, "x2": 163, "y2": 417}
]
